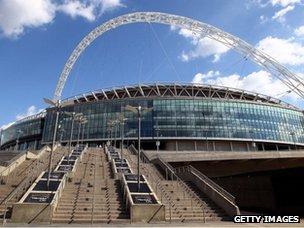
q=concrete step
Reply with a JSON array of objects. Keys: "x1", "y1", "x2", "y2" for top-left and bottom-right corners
[
  {"x1": 53, "y1": 210, "x2": 127, "y2": 217},
  {"x1": 56, "y1": 203, "x2": 124, "y2": 208},
  {"x1": 52, "y1": 218, "x2": 130, "y2": 224}
]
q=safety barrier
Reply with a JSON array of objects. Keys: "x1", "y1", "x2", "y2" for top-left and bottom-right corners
[
  {"x1": 106, "y1": 145, "x2": 165, "y2": 223},
  {"x1": 10, "y1": 145, "x2": 87, "y2": 223},
  {"x1": 175, "y1": 165, "x2": 240, "y2": 217},
  {"x1": 122, "y1": 174, "x2": 165, "y2": 223}
]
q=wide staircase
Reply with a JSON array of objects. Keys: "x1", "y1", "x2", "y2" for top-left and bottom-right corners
[
  {"x1": 52, "y1": 147, "x2": 129, "y2": 224},
  {"x1": 122, "y1": 148, "x2": 229, "y2": 223},
  {"x1": 0, "y1": 146, "x2": 68, "y2": 222}
]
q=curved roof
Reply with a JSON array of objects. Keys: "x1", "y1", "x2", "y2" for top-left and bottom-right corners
[
  {"x1": 61, "y1": 83, "x2": 301, "y2": 111},
  {"x1": 0, "y1": 111, "x2": 46, "y2": 131}
]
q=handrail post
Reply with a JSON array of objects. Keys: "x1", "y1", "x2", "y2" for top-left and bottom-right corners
[
  {"x1": 169, "y1": 202, "x2": 172, "y2": 223},
  {"x1": 2, "y1": 202, "x2": 7, "y2": 225},
  {"x1": 191, "y1": 197, "x2": 193, "y2": 220},
  {"x1": 165, "y1": 168, "x2": 168, "y2": 180},
  {"x1": 161, "y1": 187, "x2": 163, "y2": 202},
  {"x1": 203, "y1": 204, "x2": 206, "y2": 223}
]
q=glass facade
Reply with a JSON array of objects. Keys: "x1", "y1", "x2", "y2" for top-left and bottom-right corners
[
  {"x1": 0, "y1": 118, "x2": 44, "y2": 147},
  {"x1": 42, "y1": 98, "x2": 304, "y2": 145}
]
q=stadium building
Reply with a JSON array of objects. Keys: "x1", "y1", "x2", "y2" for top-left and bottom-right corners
[
  {"x1": 1, "y1": 83, "x2": 304, "y2": 216},
  {"x1": 1, "y1": 83, "x2": 304, "y2": 152},
  {"x1": 1, "y1": 12, "x2": 304, "y2": 223}
]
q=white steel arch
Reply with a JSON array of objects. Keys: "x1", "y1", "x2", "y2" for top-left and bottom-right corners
[{"x1": 54, "y1": 12, "x2": 304, "y2": 101}]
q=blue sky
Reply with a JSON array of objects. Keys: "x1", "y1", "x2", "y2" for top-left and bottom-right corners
[{"x1": 0, "y1": 0, "x2": 304, "y2": 128}]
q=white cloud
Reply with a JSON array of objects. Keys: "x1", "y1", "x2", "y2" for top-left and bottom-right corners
[
  {"x1": 253, "y1": 0, "x2": 303, "y2": 23},
  {"x1": 192, "y1": 71, "x2": 220, "y2": 84},
  {"x1": 270, "y1": 0, "x2": 301, "y2": 7},
  {"x1": 0, "y1": 105, "x2": 43, "y2": 131},
  {"x1": 58, "y1": 1, "x2": 95, "y2": 21},
  {"x1": 58, "y1": 0, "x2": 124, "y2": 21},
  {"x1": 16, "y1": 105, "x2": 43, "y2": 121},
  {"x1": 272, "y1": 5, "x2": 295, "y2": 22},
  {"x1": 256, "y1": 36, "x2": 304, "y2": 66},
  {"x1": 295, "y1": 25, "x2": 304, "y2": 36},
  {"x1": 0, "y1": 0, "x2": 56, "y2": 37},
  {"x1": 259, "y1": 15, "x2": 268, "y2": 23},
  {"x1": 192, "y1": 70, "x2": 300, "y2": 101},
  {"x1": 253, "y1": 0, "x2": 301, "y2": 8},
  {"x1": 0, "y1": 0, "x2": 124, "y2": 38},
  {"x1": 99, "y1": 0, "x2": 124, "y2": 13},
  {"x1": 174, "y1": 28, "x2": 230, "y2": 62}
]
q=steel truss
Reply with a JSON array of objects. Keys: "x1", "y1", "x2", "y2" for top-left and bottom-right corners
[
  {"x1": 62, "y1": 83, "x2": 300, "y2": 110},
  {"x1": 54, "y1": 12, "x2": 304, "y2": 101}
]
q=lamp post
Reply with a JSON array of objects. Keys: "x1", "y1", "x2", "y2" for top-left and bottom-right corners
[
  {"x1": 57, "y1": 119, "x2": 64, "y2": 145},
  {"x1": 15, "y1": 129, "x2": 23, "y2": 151},
  {"x1": 64, "y1": 112, "x2": 82, "y2": 153},
  {"x1": 202, "y1": 112, "x2": 209, "y2": 151},
  {"x1": 107, "y1": 120, "x2": 116, "y2": 147},
  {"x1": 77, "y1": 116, "x2": 86, "y2": 146},
  {"x1": 76, "y1": 116, "x2": 85, "y2": 146},
  {"x1": 290, "y1": 131, "x2": 296, "y2": 150},
  {"x1": 81, "y1": 118, "x2": 88, "y2": 146},
  {"x1": 118, "y1": 112, "x2": 127, "y2": 165},
  {"x1": 43, "y1": 98, "x2": 73, "y2": 190},
  {"x1": 107, "y1": 126, "x2": 111, "y2": 147},
  {"x1": 248, "y1": 130, "x2": 256, "y2": 151},
  {"x1": 114, "y1": 119, "x2": 119, "y2": 148},
  {"x1": 154, "y1": 123, "x2": 160, "y2": 153},
  {"x1": 59, "y1": 127, "x2": 65, "y2": 144},
  {"x1": 124, "y1": 104, "x2": 153, "y2": 192}
]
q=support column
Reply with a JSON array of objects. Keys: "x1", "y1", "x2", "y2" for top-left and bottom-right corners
[
  {"x1": 34, "y1": 140, "x2": 37, "y2": 150},
  {"x1": 230, "y1": 142, "x2": 233, "y2": 151}
]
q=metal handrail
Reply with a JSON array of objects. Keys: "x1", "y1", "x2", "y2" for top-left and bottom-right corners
[
  {"x1": 1, "y1": 146, "x2": 66, "y2": 224},
  {"x1": 0, "y1": 150, "x2": 28, "y2": 166},
  {"x1": 1, "y1": 152, "x2": 48, "y2": 224},
  {"x1": 0, "y1": 149, "x2": 49, "y2": 205},
  {"x1": 0, "y1": 150, "x2": 28, "y2": 179},
  {"x1": 125, "y1": 146, "x2": 177, "y2": 222},
  {"x1": 155, "y1": 157, "x2": 207, "y2": 206},
  {"x1": 0, "y1": 146, "x2": 51, "y2": 184},
  {"x1": 127, "y1": 145, "x2": 206, "y2": 222},
  {"x1": 138, "y1": 159, "x2": 177, "y2": 223},
  {"x1": 91, "y1": 150, "x2": 97, "y2": 225},
  {"x1": 175, "y1": 165, "x2": 236, "y2": 203}
]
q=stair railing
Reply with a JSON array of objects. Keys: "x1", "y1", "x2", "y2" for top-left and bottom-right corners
[
  {"x1": 175, "y1": 165, "x2": 235, "y2": 203},
  {"x1": 155, "y1": 156, "x2": 207, "y2": 206},
  {"x1": 0, "y1": 149, "x2": 31, "y2": 186},
  {"x1": 91, "y1": 152, "x2": 97, "y2": 225},
  {"x1": 1, "y1": 151, "x2": 48, "y2": 225},
  {"x1": 127, "y1": 145, "x2": 206, "y2": 222},
  {"x1": 161, "y1": 157, "x2": 207, "y2": 222},
  {"x1": 175, "y1": 165, "x2": 240, "y2": 217},
  {"x1": 1, "y1": 146, "x2": 67, "y2": 225},
  {"x1": 125, "y1": 147, "x2": 178, "y2": 222}
]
